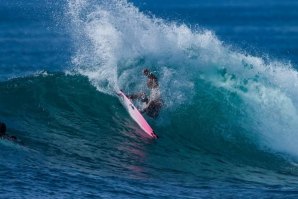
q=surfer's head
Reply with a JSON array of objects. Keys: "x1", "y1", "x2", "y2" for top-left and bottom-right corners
[
  {"x1": 143, "y1": 68, "x2": 159, "y2": 88},
  {"x1": 0, "y1": 122, "x2": 6, "y2": 136},
  {"x1": 143, "y1": 68, "x2": 150, "y2": 76}
]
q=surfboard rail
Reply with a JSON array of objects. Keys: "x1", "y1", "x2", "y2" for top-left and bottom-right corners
[{"x1": 117, "y1": 90, "x2": 158, "y2": 139}]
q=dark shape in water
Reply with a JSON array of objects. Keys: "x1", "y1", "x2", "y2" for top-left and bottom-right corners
[{"x1": 0, "y1": 122, "x2": 17, "y2": 141}]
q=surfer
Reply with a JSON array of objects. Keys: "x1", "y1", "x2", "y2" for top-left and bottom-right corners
[
  {"x1": 0, "y1": 122, "x2": 17, "y2": 141},
  {"x1": 128, "y1": 69, "x2": 163, "y2": 119}
]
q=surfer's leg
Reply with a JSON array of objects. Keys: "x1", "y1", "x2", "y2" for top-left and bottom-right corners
[{"x1": 146, "y1": 101, "x2": 162, "y2": 119}]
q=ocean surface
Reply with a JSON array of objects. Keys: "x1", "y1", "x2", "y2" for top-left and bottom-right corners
[{"x1": 1, "y1": 0, "x2": 298, "y2": 198}]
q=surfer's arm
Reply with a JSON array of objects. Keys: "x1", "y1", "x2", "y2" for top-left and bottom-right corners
[
  {"x1": 128, "y1": 92, "x2": 148, "y2": 102},
  {"x1": 127, "y1": 94, "x2": 136, "y2": 100},
  {"x1": 127, "y1": 93, "x2": 141, "y2": 100}
]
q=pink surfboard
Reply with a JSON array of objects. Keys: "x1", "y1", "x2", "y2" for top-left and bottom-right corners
[{"x1": 118, "y1": 90, "x2": 158, "y2": 139}]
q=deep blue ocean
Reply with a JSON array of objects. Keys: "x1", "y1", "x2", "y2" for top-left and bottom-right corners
[{"x1": 1, "y1": 0, "x2": 298, "y2": 198}]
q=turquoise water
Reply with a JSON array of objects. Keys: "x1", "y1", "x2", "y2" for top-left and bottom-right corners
[{"x1": 1, "y1": 0, "x2": 298, "y2": 198}]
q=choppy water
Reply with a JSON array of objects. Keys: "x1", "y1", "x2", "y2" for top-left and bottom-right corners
[{"x1": 1, "y1": 0, "x2": 298, "y2": 198}]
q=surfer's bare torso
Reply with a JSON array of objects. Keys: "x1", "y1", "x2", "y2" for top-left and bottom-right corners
[{"x1": 128, "y1": 69, "x2": 163, "y2": 119}]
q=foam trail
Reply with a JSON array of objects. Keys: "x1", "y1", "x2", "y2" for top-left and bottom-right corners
[{"x1": 68, "y1": 0, "x2": 298, "y2": 158}]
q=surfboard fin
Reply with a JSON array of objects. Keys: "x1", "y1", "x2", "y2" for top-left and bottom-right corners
[{"x1": 152, "y1": 131, "x2": 159, "y2": 139}]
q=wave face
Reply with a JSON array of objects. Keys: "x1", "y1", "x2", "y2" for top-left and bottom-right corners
[
  {"x1": 1, "y1": 73, "x2": 298, "y2": 198},
  {"x1": 1, "y1": 0, "x2": 298, "y2": 198}
]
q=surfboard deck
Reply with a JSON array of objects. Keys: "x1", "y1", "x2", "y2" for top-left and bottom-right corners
[{"x1": 117, "y1": 90, "x2": 158, "y2": 139}]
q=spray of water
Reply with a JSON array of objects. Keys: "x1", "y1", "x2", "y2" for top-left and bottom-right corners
[{"x1": 67, "y1": 0, "x2": 298, "y2": 158}]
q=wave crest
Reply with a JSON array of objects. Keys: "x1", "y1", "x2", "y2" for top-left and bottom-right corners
[{"x1": 67, "y1": 0, "x2": 298, "y2": 159}]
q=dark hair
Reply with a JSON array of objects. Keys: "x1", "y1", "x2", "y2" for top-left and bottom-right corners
[
  {"x1": 143, "y1": 68, "x2": 150, "y2": 76},
  {"x1": 0, "y1": 122, "x2": 6, "y2": 135}
]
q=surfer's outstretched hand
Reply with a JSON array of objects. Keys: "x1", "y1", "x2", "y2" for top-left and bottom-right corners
[
  {"x1": 139, "y1": 108, "x2": 146, "y2": 113},
  {"x1": 127, "y1": 92, "x2": 146, "y2": 100}
]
